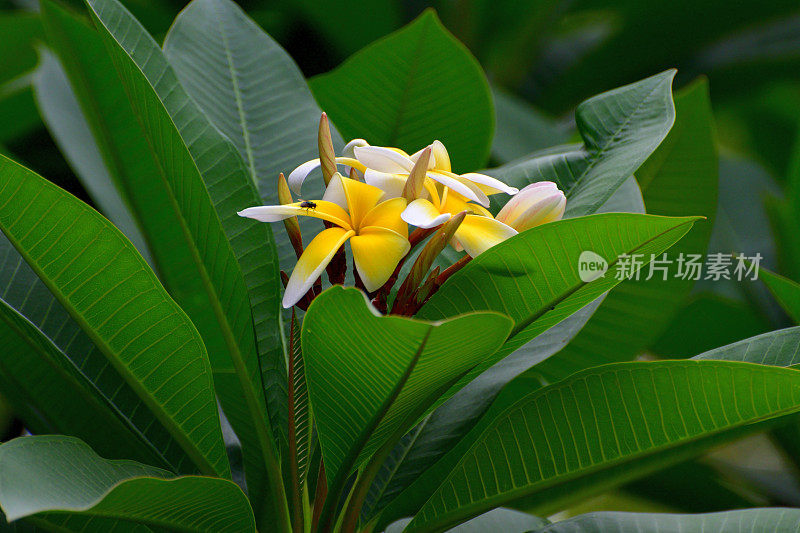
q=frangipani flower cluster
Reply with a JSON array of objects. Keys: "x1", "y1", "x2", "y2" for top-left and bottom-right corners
[{"x1": 239, "y1": 114, "x2": 566, "y2": 311}]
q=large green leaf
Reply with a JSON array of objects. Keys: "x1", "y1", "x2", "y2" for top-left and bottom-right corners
[
  {"x1": 0, "y1": 77, "x2": 41, "y2": 145},
  {"x1": 0, "y1": 154, "x2": 228, "y2": 477},
  {"x1": 693, "y1": 326, "x2": 800, "y2": 367},
  {"x1": 533, "y1": 0, "x2": 800, "y2": 114},
  {"x1": 32, "y1": 49, "x2": 151, "y2": 263},
  {"x1": 81, "y1": 0, "x2": 287, "y2": 524},
  {"x1": 42, "y1": 0, "x2": 285, "y2": 473},
  {"x1": 0, "y1": 296, "x2": 169, "y2": 467},
  {"x1": 363, "y1": 179, "x2": 644, "y2": 520},
  {"x1": 0, "y1": 234, "x2": 194, "y2": 475},
  {"x1": 363, "y1": 298, "x2": 605, "y2": 521},
  {"x1": 536, "y1": 508, "x2": 800, "y2": 532},
  {"x1": 418, "y1": 213, "x2": 699, "y2": 379},
  {"x1": 385, "y1": 508, "x2": 547, "y2": 533},
  {"x1": 402, "y1": 360, "x2": 800, "y2": 532},
  {"x1": 652, "y1": 154, "x2": 781, "y2": 357},
  {"x1": 621, "y1": 460, "x2": 763, "y2": 514},
  {"x1": 292, "y1": 0, "x2": 402, "y2": 57},
  {"x1": 0, "y1": 13, "x2": 42, "y2": 86},
  {"x1": 0, "y1": 12, "x2": 44, "y2": 143},
  {"x1": 533, "y1": 79, "x2": 718, "y2": 381},
  {"x1": 0, "y1": 436, "x2": 255, "y2": 532},
  {"x1": 759, "y1": 268, "x2": 800, "y2": 324},
  {"x1": 38, "y1": 0, "x2": 173, "y2": 269},
  {"x1": 310, "y1": 10, "x2": 494, "y2": 172},
  {"x1": 162, "y1": 0, "x2": 343, "y2": 274},
  {"x1": 376, "y1": 327, "x2": 800, "y2": 529},
  {"x1": 491, "y1": 87, "x2": 570, "y2": 164},
  {"x1": 488, "y1": 71, "x2": 676, "y2": 216},
  {"x1": 694, "y1": 327, "x2": 800, "y2": 476},
  {"x1": 302, "y1": 287, "x2": 512, "y2": 495}
]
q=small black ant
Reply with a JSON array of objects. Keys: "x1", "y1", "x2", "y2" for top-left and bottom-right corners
[{"x1": 299, "y1": 200, "x2": 317, "y2": 210}]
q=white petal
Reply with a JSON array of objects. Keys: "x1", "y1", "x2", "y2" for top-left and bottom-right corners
[
  {"x1": 354, "y1": 145, "x2": 414, "y2": 173},
  {"x1": 321, "y1": 173, "x2": 348, "y2": 210},
  {"x1": 401, "y1": 199, "x2": 451, "y2": 229},
  {"x1": 342, "y1": 139, "x2": 369, "y2": 158},
  {"x1": 428, "y1": 171, "x2": 490, "y2": 206},
  {"x1": 364, "y1": 169, "x2": 407, "y2": 199},
  {"x1": 287, "y1": 159, "x2": 321, "y2": 195},
  {"x1": 461, "y1": 172, "x2": 519, "y2": 195},
  {"x1": 238, "y1": 205, "x2": 297, "y2": 222}
]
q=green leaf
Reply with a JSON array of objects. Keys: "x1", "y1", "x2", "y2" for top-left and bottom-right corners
[
  {"x1": 302, "y1": 287, "x2": 512, "y2": 495},
  {"x1": 376, "y1": 327, "x2": 800, "y2": 529},
  {"x1": 531, "y1": 0, "x2": 800, "y2": 114},
  {"x1": 491, "y1": 87, "x2": 570, "y2": 164},
  {"x1": 759, "y1": 268, "x2": 800, "y2": 323},
  {"x1": 488, "y1": 71, "x2": 676, "y2": 216},
  {"x1": 535, "y1": 508, "x2": 800, "y2": 532},
  {"x1": 162, "y1": 0, "x2": 343, "y2": 274},
  {"x1": 363, "y1": 298, "x2": 605, "y2": 521},
  {"x1": 692, "y1": 326, "x2": 800, "y2": 367},
  {"x1": 621, "y1": 460, "x2": 762, "y2": 513},
  {"x1": 385, "y1": 508, "x2": 547, "y2": 533},
  {"x1": 0, "y1": 233, "x2": 195, "y2": 475},
  {"x1": 402, "y1": 360, "x2": 800, "y2": 532},
  {"x1": 418, "y1": 213, "x2": 699, "y2": 381},
  {"x1": 310, "y1": 9, "x2": 494, "y2": 172},
  {"x1": 38, "y1": 0, "x2": 176, "y2": 270},
  {"x1": 0, "y1": 12, "x2": 42, "y2": 85},
  {"x1": 289, "y1": 312, "x2": 312, "y2": 488},
  {"x1": 533, "y1": 79, "x2": 718, "y2": 382},
  {"x1": 0, "y1": 436, "x2": 255, "y2": 532},
  {"x1": 292, "y1": 0, "x2": 402, "y2": 57},
  {"x1": 0, "y1": 154, "x2": 228, "y2": 477},
  {"x1": 0, "y1": 78, "x2": 41, "y2": 145},
  {"x1": 80, "y1": 0, "x2": 288, "y2": 524},
  {"x1": 0, "y1": 296, "x2": 170, "y2": 467},
  {"x1": 32, "y1": 49, "x2": 151, "y2": 263},
  {"x1": 652, "y1": 293, "x2": 772, "y2": 358},
  {"x1": 363, "y1": 179, "x2": 644, "y2": 521}
]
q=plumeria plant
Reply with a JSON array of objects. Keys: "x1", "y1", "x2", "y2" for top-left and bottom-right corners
[
  {"x1": 238, "y1": 121, "x2": 544, "y2": 314},
  {"x1": 2, "y1": 0, "x2": 800, "y2": 532}
]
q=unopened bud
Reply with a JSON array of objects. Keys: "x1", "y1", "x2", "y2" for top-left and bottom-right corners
[
  {"x1": 402, "y1": 146, "x2": 431, "y2": 202},
  {"x1": 318, "y1": 112, "x2": 337, "y2": 186},
  {"x1": 496, "y1": 181, "x2": 566, "y2": 232}
]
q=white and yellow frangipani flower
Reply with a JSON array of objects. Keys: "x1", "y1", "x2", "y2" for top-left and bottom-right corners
[
  {"x1": 287, "y1": 139, "x2": 370, "y2": 194},
  {"x1": 496, "y1": 181, "x2": 566, "y2": 232},
  {"x1": 239, "y1": 174, "x2": 409, "y2": 308},
  {"x1": 351, "y1": 140, "x2": 518, "y2": 207},
  {"x1": 402, "y1": 184, "x2": 517, "y2": 258}
]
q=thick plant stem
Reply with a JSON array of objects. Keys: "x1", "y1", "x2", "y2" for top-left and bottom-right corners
[
  {"x1": 339, "y1": 452, "x2": 388, "y2": 532},
  {"x1": 311, "y1": 462, "x2": 327, "y2": 532}
]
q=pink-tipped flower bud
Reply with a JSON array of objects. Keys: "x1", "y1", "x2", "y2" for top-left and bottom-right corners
[{"x1": 496, "y1": 181, "x2": 566, "y2": 232}]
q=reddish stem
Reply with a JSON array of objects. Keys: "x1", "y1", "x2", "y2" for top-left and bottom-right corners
[
  {"x1": 311, "y1": 462, "x2": 327, "y2": 532},
  {"x1": 436, "y1": 255, "x2": 471, "y2": 285}
]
